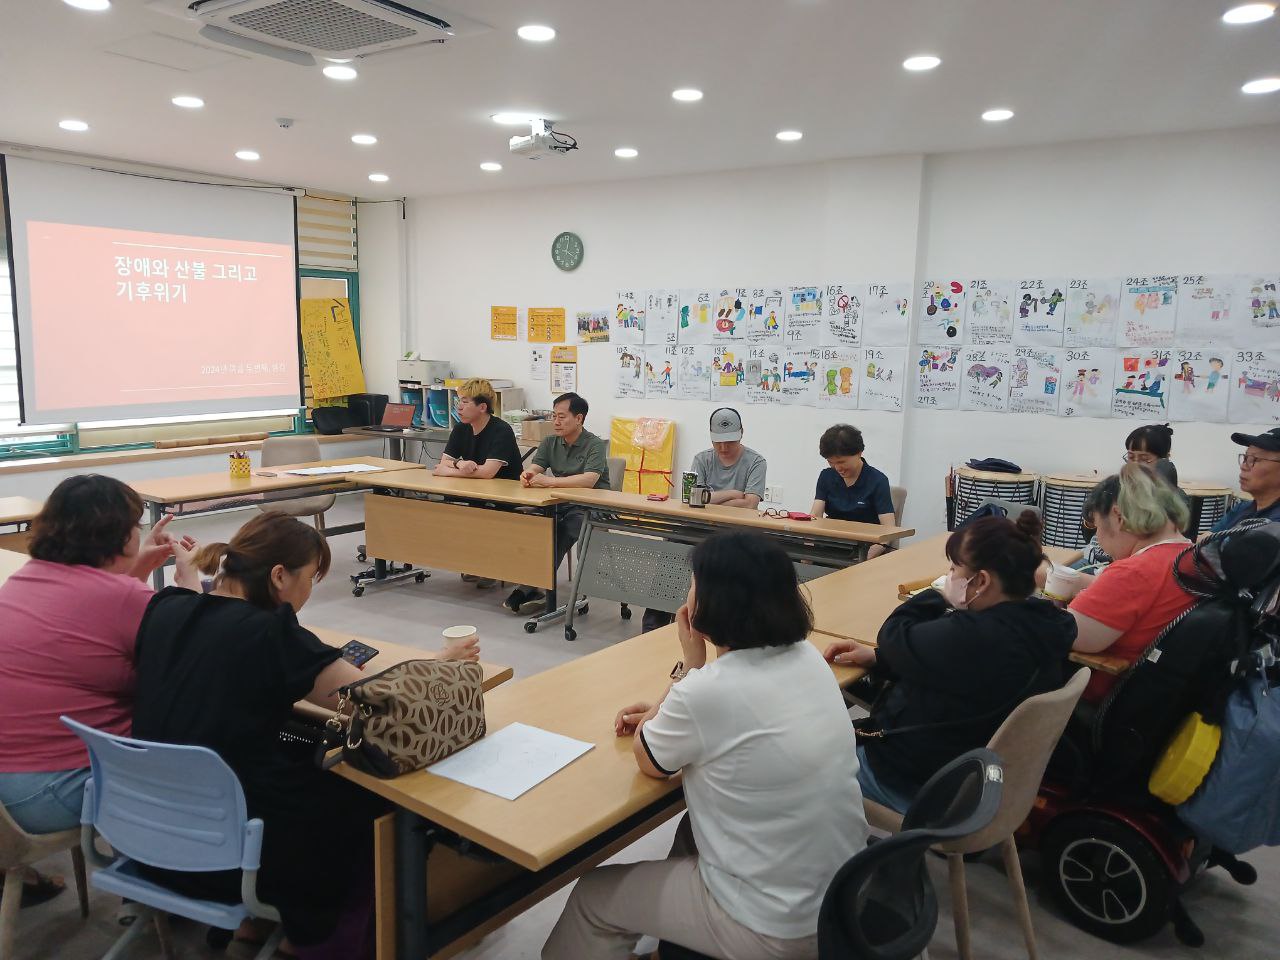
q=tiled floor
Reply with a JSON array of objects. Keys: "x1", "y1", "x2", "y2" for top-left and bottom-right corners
[{"x1": 13, "y1": 499, "x2": 1278, "y2": 958}]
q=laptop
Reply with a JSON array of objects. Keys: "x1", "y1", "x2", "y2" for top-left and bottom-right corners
[{"x1": 365, "y1": 402, "x2": 416, "y2": 433}]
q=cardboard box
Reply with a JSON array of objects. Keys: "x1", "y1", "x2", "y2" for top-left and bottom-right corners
[{"x1": 522, "y1": 419, "x2": 555, "y2": 442}]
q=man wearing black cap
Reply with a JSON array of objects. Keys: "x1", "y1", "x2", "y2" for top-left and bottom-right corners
[{"x1": 1212, "y1": 428, "x2": 1280, "y2": 531}]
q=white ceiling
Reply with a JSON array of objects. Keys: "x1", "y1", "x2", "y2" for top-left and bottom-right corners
[{"x1": 1, "y1": 0, "x2": 1278, "y2": 199}]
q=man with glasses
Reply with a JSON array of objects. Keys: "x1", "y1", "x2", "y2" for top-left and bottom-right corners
[{"x1": 1212, "y1": 429, "x2": 1280, "y2": 531}]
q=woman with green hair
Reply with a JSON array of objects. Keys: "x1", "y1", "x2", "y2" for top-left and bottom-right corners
[{"x1": 1066, "y1": 463, "x2": 1195, "y2": 702}]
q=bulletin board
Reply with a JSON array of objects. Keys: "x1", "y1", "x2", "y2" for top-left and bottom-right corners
[{"x1": 300, "y1": 297, "x2": 366, "y2": 400}]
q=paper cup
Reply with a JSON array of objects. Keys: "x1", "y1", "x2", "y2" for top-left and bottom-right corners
[{"x1": 442, "y1": 625, "x2": 478, "y2": 643}]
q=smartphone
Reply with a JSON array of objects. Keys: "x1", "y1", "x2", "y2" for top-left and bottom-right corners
[
  {"x1": 647, "y1": 494, "x2": 669, "y2": 501},
  {"x1": 340, "y1": 639, "x2": 380, "y2": 669}
]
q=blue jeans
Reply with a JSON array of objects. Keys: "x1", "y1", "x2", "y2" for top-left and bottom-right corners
[
  {"x1": 856, "y1": 745, "x2": 916, "y2": 815},
  {"x1": 0, "y1": 768, "x2": 91, "y2": 834}
]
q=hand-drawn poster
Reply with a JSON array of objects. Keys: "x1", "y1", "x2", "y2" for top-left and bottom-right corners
[
  {"x1": 917, "y1": 279, "x2": 966, "y2": 342},
  {"x1": 1234, "y1": 276, "x2": 1280, "y2": 351},
  {"x1": 781, "y1": 349, "x2": 822, "y2": 406},
  {"x1": 1118, "y1": 275, "x2": 1178, "y2": 347},
  {"x1": 575, "y1": 309, "x2": 610, "y2": 344},
  {"x1": 1169, "y1": 348, "x2": 1231, "y2": 423},
  {"x1": 712, "y1": 288, "x2": 748, "y2": 341},
  {"x1": 710, "y1": 344, "x2": 748, "y2": 402},
  {"x1": 965, "y1": 280, "x2": 1014, "y2": 345},
  {"x1": 1112, "y1": 350, "x2": 1172, "y2": 418},
  {"x1": 1174, "y1": 275, "x2": 1234, "y2": 347},
  {"x1": 1230, "y1": 350, "x2": 1280, "y2": 425},
  {"x1": 913, "y1": 345, "x2": 962, "y2": 410},
  {"x1": 675, "y1": 345, "x2": 712, "y2": 401},
  {"x1": 678, "y1": 288, "x2": 714, "y2": 345},
  {"x1": 1063, "y1": 278, "x2": 1121, "y2": 348},
  {"x1": 490, "y1": 305, "x2": 518, "y2": 341},
  {"x1": 1008, "y1": 347, "x2": 1063, "y2": 415},
  {"x1": 862, "y1": 283, "x2": 913, "y2": 346},
  {"x1": 747, "y1": 345, "x2": 784, "y2": 406},
  {"x1": 859, "y1": 347, "x2": 906, "y2": 412},
  {"x1": 816, "y1": 347, "x2": 860, "y2": 410},
  {"x1": 784, "y1": 285, "x2": 824, "y2": 346},
  {"x1": 644, "y1": 346, "x2": 679, "y2": 399},
  {"x1": 645, "y1": 289, "x2": 679, "y2": 345},
  {"x1": 1058, "y1": 348, "x2": 1115, "y2": 419},
  {"x1": 614, "y1": 345, "x2": 645, "y2": 399},
  {"x1": 744, "y1": 287, "x2": 785, "y2": 344},
  {"x1": 527, "y1": 307, "x2": 566, "y2": 343},
  {"x1": 299, "y1": 297, "x2": 365, "y2": 399},
  {"x1": 958, "y1": 347, "x2": 1012, "y2": 413},
  {"x1": 823, "y1": 283, "x2": 862, "y2": 347},
  {"x1": 1012, "y1": 278, "x2": 1067, "y2": 347},
  {"x1": 613, "y1": 290, "x2": 646, "y2": 345}
]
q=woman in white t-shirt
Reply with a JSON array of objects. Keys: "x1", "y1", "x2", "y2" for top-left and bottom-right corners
[{"x1": 542, "y1": 531, "x2": 869, "y2": 960}]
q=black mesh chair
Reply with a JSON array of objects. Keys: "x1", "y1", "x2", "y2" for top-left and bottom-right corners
[{"x1": 660, "y1": 749, "x2": 1004, "y2": 960}]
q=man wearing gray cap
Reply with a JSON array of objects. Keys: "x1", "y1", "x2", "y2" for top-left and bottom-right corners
[
  {"x1": 1212, "y1": 427, "x2": 1280, "y2": 531},
  {"x1": 642, "y1": 408, "x2": 767, "y2": 632}
]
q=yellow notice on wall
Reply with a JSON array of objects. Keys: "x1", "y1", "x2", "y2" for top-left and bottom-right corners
[
  {"x1": 491, "y1": 305, "x2": 518, "y2": 340},
  {"x1": 300, "y1": 297, "x2": 366, "y2": 400},
  {"x1": 528, "y1": 307, "x2": 567, "y2": 343}
]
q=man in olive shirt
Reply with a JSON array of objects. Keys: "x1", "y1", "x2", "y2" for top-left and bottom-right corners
[{"x1": 505, "y1": 392, "x2": 611, "y2": 614}]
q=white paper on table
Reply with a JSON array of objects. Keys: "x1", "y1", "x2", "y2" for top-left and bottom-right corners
[
  {"x1": 285, "y1": 463, "x2": 383, "y2": 476},
  {"x1": 428, "y1": 722, "x2": 595, "y2": 801}
]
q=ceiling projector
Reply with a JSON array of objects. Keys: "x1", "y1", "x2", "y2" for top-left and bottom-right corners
[{"x1": 509, "y1": 119, "x2": 579, "y2": 159}]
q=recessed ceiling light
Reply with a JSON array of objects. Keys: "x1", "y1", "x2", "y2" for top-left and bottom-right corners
[
  {"x1": 62, "y1": 0, "x2": 110, "y2": 10},
  {"x1": 672, "y1": 88, "x2": 704, "y2": 102},
  {"x1": 58, "y1": 119, "x2": 89, "y2": 132},
  {"x1": 517, "y1": 24, "x2": 556, "y2": 42},
  {"x1": 368, "y1": 173, "x2": 389, "y2": 182},
  {"x1": 491, "y1": 112, "x2": 538, "y2": 125},
  {"x1": 480, "y1": 162, "x2": 503, "y2": 172},
  {"x1": 614, "y1": 147, "x2": 638, "y2": 158},
  {"x1": 171, "y1": 95, "x2": 204, "y2": 109},
  {"x1": 322, "y1": 64, "x2": 358, "y2": 81},
  {"x1": 1242, "y1": 76, "x2": 1280, "y2": 93},
  {"x1": 324, "y1": 57, "x2": 354, "y2": 63},
  {"x1": 775, "y1": 130, "x2": 803, "y2": 142},
  {"x1": 351, "y1": 133, "x2": 377, "y2": 145},
  {"x1": 235, "y1": 149, "x2": 260, "y2": 161},
  {"x1": 982, "y1": 108, "x2": 1014, "y2": 122},
  {"x1": 902, "y1": 55, "x2": 941, "y2": 71},
  {"x1": 1223, "y1": 3, "x2": 1275, "y2": 23}
]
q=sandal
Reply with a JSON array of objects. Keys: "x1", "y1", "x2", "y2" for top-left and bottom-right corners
[{"x1": 0, "y1": 869, "x2": 67, "y2": 908}]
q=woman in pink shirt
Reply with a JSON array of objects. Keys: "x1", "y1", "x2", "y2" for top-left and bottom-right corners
[{"x1": 0, "y1": 475, "x2": 195, "y2": 859}]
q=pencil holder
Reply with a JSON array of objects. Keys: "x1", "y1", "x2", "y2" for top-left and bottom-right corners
[{"x1": 229, "y1": 453, "x2": 251, "y2": 479}]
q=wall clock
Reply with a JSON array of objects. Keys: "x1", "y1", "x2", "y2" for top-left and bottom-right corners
[{"x1": 551, "y1": 231, "x2": 584, "y2": 271}]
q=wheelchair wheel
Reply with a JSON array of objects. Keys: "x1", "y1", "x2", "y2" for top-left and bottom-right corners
[{"x1": 1041, "y1": 814, "x2": 1173, "y2": 944}]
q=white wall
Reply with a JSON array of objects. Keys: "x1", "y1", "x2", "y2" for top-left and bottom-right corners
[
  {"x1": 400, "y1": 124, "x2": 1280, "y2": 537},
  {"x1": 356, "y1": 200, "x2": 407, "y2": 397}
]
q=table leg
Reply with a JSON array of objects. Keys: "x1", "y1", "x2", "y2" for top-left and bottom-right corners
[
  {"x1": 547, "y1": 504, "x2": 559, "y2": 612},
  {"x1": 395, "y1": 808, "x2": 431, "y2": 960},
  {"x1": 562, "y1": 518, "x2": 596, "y2": 639},
  {"x1": 390, "y1": 436, "x2": 404, "y2": 461},
  {"x1": 148, "y1": 502, "x2": 165, "y2": 591}
]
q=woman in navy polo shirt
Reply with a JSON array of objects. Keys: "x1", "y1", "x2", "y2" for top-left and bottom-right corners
[{"x1": 811, "y1": 424, "x2": 897, "y2": 558}]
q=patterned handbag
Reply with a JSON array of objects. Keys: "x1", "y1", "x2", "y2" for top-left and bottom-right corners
[{"x1": 319, "y1": 659, "x2": 486, "y2": 778}]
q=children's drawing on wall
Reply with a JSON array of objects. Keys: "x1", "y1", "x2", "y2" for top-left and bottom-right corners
[
  {"x1": 1112, "y1": 350, "x2": 1171, "y2": 418},
  {"x1": 712, "y1": 288, "x2": 748, "y2": 341},
  {"x1": 1012, "y1": 277, "x2": 1067, "y2": 347},
  {"x1": 1229, "y1": 350, "x2": 1280, "y2": 425},
  {"x1": 784, "y1": 285, "x2": 824, "y2": 345},
  {"x1": 917, "y1": 279, "x2": 966, "y2": 342},
  {"x1": 1172, "y1": 275, "x2": 1233, "y2": 347},
  {"x1": 965, "y1": 280, "x2": 1014, "y2": 344},
  {"x1": 781, "y1": 349, "x2": 822, "y2": 406},
  {"x1": 1057, "y1": 347, "x2": 1115, "y2": 418},
  {"x1": 1168, "y1": 349, "x2": 1230, "y2": 423},
  {"x1": 958, "y1": 348, "x2": 1012, "y2": 413},
  {"x1": 614, "y1": 345, "x2": 646, "y2": 399},
  {"x1": 710, "y1": 344, "x2": 747, "y2": 401},
  {"x1": 823, "y1": 283, "x2": 862, "y2": 347},
  {"x1": 614, "y1": 290, "x2": 646, "y2": 345},
  {"x1": 859, "y1": 347, "x2": 907, "y2": 412},
  {"x1": 816, "y1": 347, "x2": 860, "y2": 410},
  {"x1": 675, "y1": 345, "x2": 712, "y2": 401},
  {"x1": 1118, "y1": 275, "x2": 1178, "y2": 347},
  {"x1": 1008, "y1": 347, "x2": 1063, "y2": 415},
  {"x1": 1235, "y1": 277, "x2": 1280, "y2": 350},
  {"x1": 644, "y1": 346, "x2": 679, "y2": 399},
  {"x1": 677, "y1": 288, "x2": 714, "y2": 345},
  {"x1": 1062, "y1": 278, "x2": 1120, "y2": 348},
  {"x1": 744, "y1": 287, "x2": 785, "y2": 344},
  {"x1": 645, "y1": 289, "x2": 679, "y2": 346},
  {"x1": 913, "y1": 344, "x2": 962, "y2": 410},
  {"x1": 575, "y1": 309, "x2": 610, "y2": 344},
  {"x1": 747, "y1": 346, "x2": 784, "y2": 405},
  {"x1": 862, "y1": 282, "x2": 912, "y2": 347}
]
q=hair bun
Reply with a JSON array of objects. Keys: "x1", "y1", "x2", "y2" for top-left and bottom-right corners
[{"x1": 1013, "y1": 508, "x2": 1043, "y2": 542}]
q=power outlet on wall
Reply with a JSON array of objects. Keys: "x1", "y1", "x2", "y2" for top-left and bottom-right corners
[{"x1": 764, "y1": 485, "x2": 784, "y2": 505}]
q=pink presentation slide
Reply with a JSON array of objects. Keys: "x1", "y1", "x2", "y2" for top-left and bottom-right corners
[{"x1": 25, "y1": 221, "x2": 300, "y2": 412}]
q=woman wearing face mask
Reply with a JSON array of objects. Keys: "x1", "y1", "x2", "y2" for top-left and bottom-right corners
[{"x1": 824, "y1": 510, "x2": 1077, "y2": 814}]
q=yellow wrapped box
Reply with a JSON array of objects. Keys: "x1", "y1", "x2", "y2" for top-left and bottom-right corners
[{"x1": 609, "y1": 417, "x2": 676, "y2": 495}]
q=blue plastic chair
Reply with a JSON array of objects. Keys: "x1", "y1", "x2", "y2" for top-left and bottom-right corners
[{"x1": 61, "y1": 716, "x2": 283, "y2": 960}]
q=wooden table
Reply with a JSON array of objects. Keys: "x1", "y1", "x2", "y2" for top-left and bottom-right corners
[
  {"x1": 547, "y1": 488, "x2": 915, "y2": 641},
  {"x1": 336, "y1": 620, "x2": 862, "y2": 960},
  {"x1": 0, "y1": 496, "x2": 41, "y2": 553},
  {"x1": 0, "y1": 548, "x2": 28, "y2": 586}
]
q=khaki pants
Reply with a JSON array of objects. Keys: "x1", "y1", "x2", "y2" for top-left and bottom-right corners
[{"x1": 542, "y1": 816, "x2": 818, "y2": 960}]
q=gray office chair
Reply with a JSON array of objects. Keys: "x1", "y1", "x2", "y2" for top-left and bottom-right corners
[
  {"x1": 890, "y1": 485, "x2": 908, "y2": 526},
  {"x1": 258, "y1": 436, "x2": 335, "y2": 532}
]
